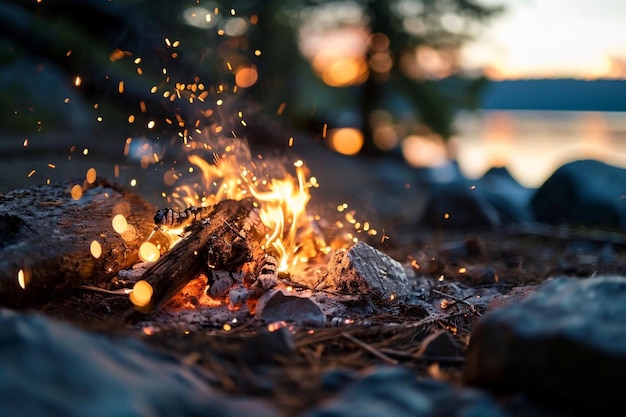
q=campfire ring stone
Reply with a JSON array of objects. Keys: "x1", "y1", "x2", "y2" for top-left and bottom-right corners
[{"x1": 326, "y1": 241, "x2": 410, "y2": 300}]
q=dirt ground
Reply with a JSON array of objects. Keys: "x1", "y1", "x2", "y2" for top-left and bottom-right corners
[
  {"x1": 3, "y1": 130, "x2": 626, "y2": 415},
  {"x1": 30, "y1": 224, "x2": 626, "y2": 416}
]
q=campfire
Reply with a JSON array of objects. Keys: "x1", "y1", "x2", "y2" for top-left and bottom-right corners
[{"x1": 103, "y1": 133, "x2": 404, "y2": 330}]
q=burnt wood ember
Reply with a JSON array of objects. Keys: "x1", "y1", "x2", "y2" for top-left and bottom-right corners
[
  {"x1": 0, "y1": 178, "x2": 156, "y2": 308},
  {"x1": 126, "y1": 197, "x2": 267, "y2": 319}
]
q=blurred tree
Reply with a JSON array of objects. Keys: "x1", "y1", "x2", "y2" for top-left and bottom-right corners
[
  {"x1": 0, "y1": 0, "x2": 503, "y2": 161},
  {"x1": 248, "y1": 0, "x2": 504, "y2": 157}
]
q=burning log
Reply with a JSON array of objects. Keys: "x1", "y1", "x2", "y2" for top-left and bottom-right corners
[
  {"x1": 0, "y1": 178, "x2": 157, "y2": 308},
  {"x1": 127, "y1": 197, "x2": 266, "y2": 318}
]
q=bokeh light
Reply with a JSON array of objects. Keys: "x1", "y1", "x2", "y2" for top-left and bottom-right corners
[
  {"x1": 328, "y1": 128, "x2": 364, "y2": 155},
  {"x1": 401, "y1": 134, "x2": 448, "y2": 167}
]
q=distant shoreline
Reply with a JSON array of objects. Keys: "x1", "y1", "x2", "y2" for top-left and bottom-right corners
[{"x1": 479, "y1": 79, "x2": 626, "y2": 112}]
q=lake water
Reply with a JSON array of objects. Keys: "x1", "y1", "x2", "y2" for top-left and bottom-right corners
[{"x1": 451, "y1": 110, "x2": 626, "y2": 188}]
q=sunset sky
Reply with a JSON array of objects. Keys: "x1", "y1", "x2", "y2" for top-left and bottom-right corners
[{"x1": 461, "y1": 0, "x2": 626, "y2": 79}]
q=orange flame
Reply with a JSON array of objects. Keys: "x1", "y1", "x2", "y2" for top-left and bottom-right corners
[{"x1": 155, "y1": 134, "x2": 329, "y2": 272}]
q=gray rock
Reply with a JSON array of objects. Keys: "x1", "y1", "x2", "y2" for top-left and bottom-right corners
[
  {"x1": 420, "y1": 179, "x2": 502, "y2": 229},
  {"x1": 304, "y1": 367, "x2": 507, "y2": 417},
  {"x1": 530, "y1": 159, "x2": 626, "y2": 227},
  {"x1": 479, "y1": 166, "x2": 535, "y2": 223},
  {"x1": 0, "y1": 308, "x2": 278, "y2": 417},
  {"x1": 255, "y1": 289, "x2": 326, "y2": 328},
  {"x1": 465, "y1": 275, "x2": 626, "y2": 413},
  {"x1": 325, "y1": 241, "x2": 410, "y2": 300}
]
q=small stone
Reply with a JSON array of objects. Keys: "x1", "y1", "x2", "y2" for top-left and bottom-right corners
[
  {"x1": 255, "y1": 290, "x2": 325, "y2": 328},
  {"x1": 325, "y1": 241, "x2": 410, "y2": 300}
]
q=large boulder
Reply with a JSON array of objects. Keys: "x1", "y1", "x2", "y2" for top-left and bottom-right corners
[
  {"x1": 465, "y1": 275, "x2": 626, "y2": 414},
  {"x1": 530, "y1": 159, "x2": 626, "y2": 227}
]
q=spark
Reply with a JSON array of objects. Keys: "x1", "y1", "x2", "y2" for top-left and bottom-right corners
[
  {"x1": 86, "y1": 168, "x2": 96, "y2": 184},
  {"x1": 17, "y1": 269, "x2": 27, "y2": 289},
  {"x1": 71, "y1": 184, "x2": 83, "y2": 200}
]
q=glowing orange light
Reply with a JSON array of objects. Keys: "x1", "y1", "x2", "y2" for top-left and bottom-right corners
[
  {"x1": 90, "y1": 240, "x2": 102, "y2": 259},
  {"x1": 402, "y1": 134, "x2": 448, "y2": 168},
  {"x1": 112, "y1": 214, "x2": 128, "y2": 234},
  {"x1": 320, "y1": 57, "x2": 368, "y2": 87},
  {"x1": 139, "y1": 241, "x2": 160, "y2": 262},
  {"x1": 235, "y1": 66, "x2": 258, "y2": 88},
  {"x1": 328, "y1": 128, "x2": 364, "y2": 156},
  {"x1": 129, "y1": 280, "x2": 153, "y2": 308},
  {"x1": 17, "y1": 269, "x2": 28, "y2": 290},
  {"x1": 71, "y1": 184, "x2": 83, "y2": 200},
  {"x1": 86, "y1": 167, "x2": 97, "y2": 184},
  {"x1": 109, "y1": 48, "x2": 125, "y2": 62},
  {"x1": 267, "y1": 321, "x2": 288, "y2": 332}
]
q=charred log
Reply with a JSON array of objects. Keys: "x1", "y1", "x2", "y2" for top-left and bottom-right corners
[
  {"x1": 0, "y1": 178, "x2": 157, "y2": 308},
  {"x1": 127, "y1": 197, "x2": 265, "y2": 319}
]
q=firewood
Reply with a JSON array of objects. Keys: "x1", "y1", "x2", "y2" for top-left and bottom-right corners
[
  {"x1": 0, "y1": 178, "x2": 157, "y2": 308},
  {"x1": 126, "y1": 197, "x2": 264, "y2": 319}
]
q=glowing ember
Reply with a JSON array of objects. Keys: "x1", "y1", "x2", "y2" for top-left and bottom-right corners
[
  {"x1": 71, "y1": 184, "x2": 83, "y2": 200},
  {"x1": 235, "y1": 66, "x2": 258, "y2": 88},
  {"x1": 86, "y1": 168, "x2": 97, "y2": 184},
  {"x1": 112, "y1": 214, "x2": 128, "y2": 234},
  {"x1": 90, "y1": 240, "x2": 102, "y2": 259},
  {"x1": 129, "y1": 280, "x2": 153, "y2": 308},
  {"x1": 138, "y1": 241, "x2": 160, "y2": 262},
  {"x1": 17, "y1": 269, "x2": 28, "y2": 290},
  {"x1": 267, "y1": 321, "x2": 288, "y2": 332}
]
